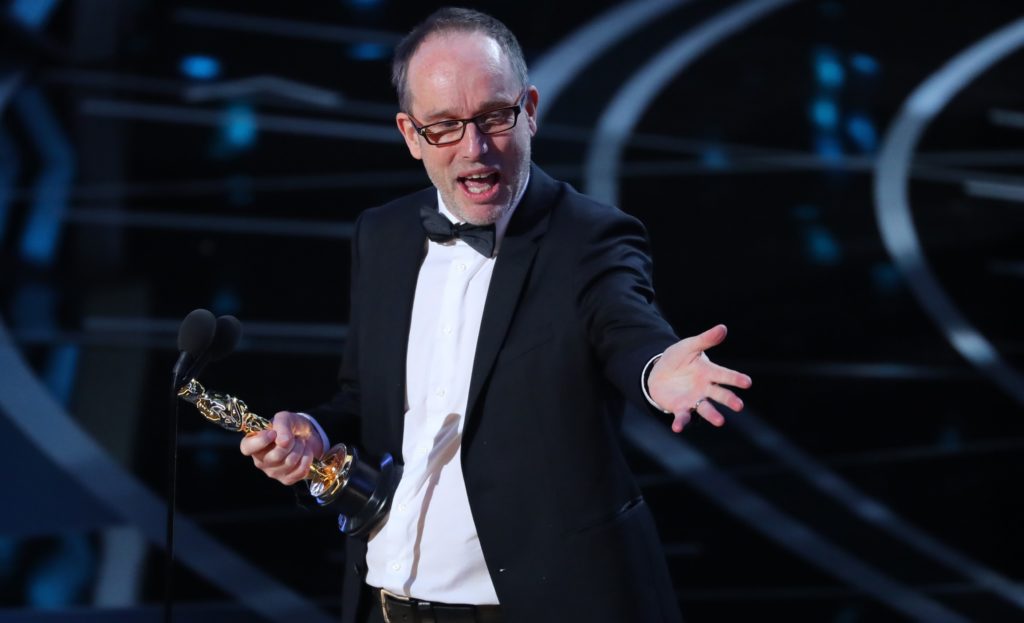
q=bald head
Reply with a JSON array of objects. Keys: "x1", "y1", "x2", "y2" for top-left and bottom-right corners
[{"x1": 391, "y1": 7, "x2": 528, "y2": 112}]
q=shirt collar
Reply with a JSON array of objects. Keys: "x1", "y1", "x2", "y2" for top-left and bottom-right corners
[{"x1": 435, "y1": 171, "x2": 530, "y2": 255}]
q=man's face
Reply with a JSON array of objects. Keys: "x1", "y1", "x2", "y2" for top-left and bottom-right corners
[{"x1": 396, "y1": 32, "x2": 539, "y2": 226}]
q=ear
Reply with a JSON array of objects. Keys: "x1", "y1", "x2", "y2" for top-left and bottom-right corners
[
  {"x1": 396, "y1": 113, "x2": 423, "y2": 160},
  {"x1": 524, "y1": 86, "x2": 540, "y2": 137}
]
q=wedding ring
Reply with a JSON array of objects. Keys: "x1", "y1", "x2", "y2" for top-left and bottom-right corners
[{"x1": 692, "y1": 398, "x2": 705, "y2": 412}]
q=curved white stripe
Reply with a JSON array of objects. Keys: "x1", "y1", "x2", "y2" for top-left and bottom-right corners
[
  {"x1": 734, "y1": 411, "x2": 1024, "y2": 609},
  {"x1": 623, "y1": 409, "x2": 970, "y2": 623},
  {"x1": 583, "y1": 0, "x2": 795, "y2": 205},
  {"x1": 873, "y1": 17, "x2": 1024, "y2": 406},
  {"x1": 530, "y1": 0, "x2": 689, "y2": 125},
  {"x1": 578, "y1": 0, "x2": 1013, "y2": 616}
]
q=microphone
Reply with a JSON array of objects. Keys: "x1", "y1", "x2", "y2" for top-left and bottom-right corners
[
  {"x1": 172, "y1": 309, "x2": 217, "y2": 388},
  {"x1": 178, "y1": 315, "x2": 243, "y2": 384},
  {"x1": 165, "y1": 312, "x2": 242, "y2": 623}
]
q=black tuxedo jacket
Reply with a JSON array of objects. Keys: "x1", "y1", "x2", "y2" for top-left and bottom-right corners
[{"x1": 310, "y1": 165, "x2": 683, "y2": 623}]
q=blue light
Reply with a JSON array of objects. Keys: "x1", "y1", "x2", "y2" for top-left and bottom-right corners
[
  {"x1": 813, "y1": 48, "x2": 845, "y2": 89},
  {"x1": 346, "y1": 0, "x2": 383, "y2": 8},
  {"x1": 846, "y1": 114, "x2": 877, "y2": 153},
  {"x1": 44, "y1": 345, "x2": 79, "y2": 406},
  {"x1": 810, "y1": 98, "x2": 838, "y2": 129},
  {"x1": 27, "y1": 535, "x2": 94, "y2": 607},
  {"x1": 700, "y1": 147, "x2": 729, "y2": 170},
  {"x1": 180, "y1": 55, "x2": 221, "y2": 81},
  {"x1": 220, "y1": 104, "x2": 257, "y2": 149},
  {"x1": 850, "y1": 53, "x2": 879, "y2": 76},
  {"x1": 813, "y1": 133, "x2": 843, "y2": 161},
  {"x1": 15, "y1": 88, "x2": 75, "y2": 267},
  {"x1": 10, "y1": 0, "x2": 59, "y2": 29},
  {"x1": 804, "y1": 225, "x2": 842, "y2": 266},
  {"x1": 349, "y1": 42, "x2": 391, "y2": 61},
  {"x1": 211, "y1": 288, "x2": 241, "y2": 316},
  {"x1": 0, "y1": 537, "x2": 18, "y2": 575}
]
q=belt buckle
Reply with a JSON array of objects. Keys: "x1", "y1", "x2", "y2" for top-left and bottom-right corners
[{"x1": 379, "y1": 587, "x2": 410, "y2": 623}]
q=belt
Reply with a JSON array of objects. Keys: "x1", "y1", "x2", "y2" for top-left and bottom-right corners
[{"x1": 377, "y1": 587, "x2": 503, "y2": 623}]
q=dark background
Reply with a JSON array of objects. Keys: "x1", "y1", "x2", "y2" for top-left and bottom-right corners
[{"x1": 1, "y1": 0, "x2": 1023, "y2": 621}]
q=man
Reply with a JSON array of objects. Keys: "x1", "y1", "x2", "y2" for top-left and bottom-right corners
[{"x1": 240, "y1": 8, "x2": 751, "y2": 623}]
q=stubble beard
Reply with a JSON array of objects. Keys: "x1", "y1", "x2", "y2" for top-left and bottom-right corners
[{"x1": 435, "y1": 147, "x2": 531, "y2": 226}]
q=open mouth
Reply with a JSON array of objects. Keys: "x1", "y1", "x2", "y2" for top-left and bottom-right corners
[{"x1": 458, "y1": 171, "x2": 501, "y2": 197}]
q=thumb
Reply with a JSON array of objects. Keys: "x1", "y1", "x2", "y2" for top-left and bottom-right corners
[
  {"x1": 661, "y1": 324, "x2": 728, "y2": 368},
  {"x1": 692, "y1": 324, "x2": 727, "y2": 352},
  {"x1": 272, "y1": 411, "x2": 297, "y2": 446}
]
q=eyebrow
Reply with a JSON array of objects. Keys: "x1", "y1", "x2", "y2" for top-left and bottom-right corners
[{"x1": 421, "y1": 98, "x2": 518, "y2": 123}]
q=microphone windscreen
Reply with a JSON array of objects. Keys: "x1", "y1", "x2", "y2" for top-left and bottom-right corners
[
  {"x1": 177, "y1": 309, "x2": 217, "y2": 355},
  {"x1": 209, "y1": 315, "x2": 243, "y2": 361}
]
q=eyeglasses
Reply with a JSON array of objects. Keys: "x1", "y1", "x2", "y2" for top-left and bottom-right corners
[{"x1": 408, "y1": 91, "x2": 527, "y2": 146}]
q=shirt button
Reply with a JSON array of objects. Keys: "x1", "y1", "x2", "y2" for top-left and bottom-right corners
[
  {"x1": 456, "y1": 262, "x2": 467, "y2": 271},
  {"x1": 442, "y1": 325, "x2": 453, "y2": 335},
  {"x1": 391, "y1": 562, "x2": 401, "y2": 572},
  {"x1": 397, "y1": 503, "x2": 407, "y2": 512},
  {"x1": 435, "y1": 388, "x2": 446, "y2": 397}
]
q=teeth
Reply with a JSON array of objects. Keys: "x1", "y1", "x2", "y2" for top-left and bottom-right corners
[{"x1": 462, "y1": 172, "x2": 496, "y2": 195}]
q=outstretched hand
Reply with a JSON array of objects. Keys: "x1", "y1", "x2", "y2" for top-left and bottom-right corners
[
  {"x1": 239, "y1": 411, "x2": 325, "y2": 485},
  {"x1": 647, "y1": 324, "x2": 752, "y2": 432}
]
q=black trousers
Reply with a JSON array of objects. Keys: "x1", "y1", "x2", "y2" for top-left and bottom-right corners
[{"x1": 364, "y1": 601, "x2": 385, "y2": 623}]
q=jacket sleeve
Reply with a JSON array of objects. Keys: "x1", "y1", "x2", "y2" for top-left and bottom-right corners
[
  {"x1": 574, "y1": 206, "x2": 678, "y2": 412},
  {"x1": 304, "y1": 212, "x2": 364, "y2": 446}
]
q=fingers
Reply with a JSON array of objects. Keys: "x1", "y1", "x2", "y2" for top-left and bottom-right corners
[
  {"x1": 262, "y1": 423, "x2": 297, "y2": 465},
  {"x1": 707, "y1": 384, "x2": 743, "y2": 413},
  {"x1": 271, "y1": 411, "x2": 299, "y2": 448},
  {"x1": 239, "y1": 411, "x2": 318, "y2": 486},
  {"x1": 240, "y1": 429, "x2": 275, "y2": 457},
  {"x1": 692, "y1": 324, "x2": 728, "y2": 352},
  {"x1": 654, "y1": 325, "x2": 753, "y2": 434},
  {"x1": 671, "y1": 410, "x2": 691, "y2": 433},
  {"x1": 709, "y1": 362, "x2": 752, "y2": 389},
  {"x1": 255, "y1": 436, "x2": 313, "y2": 483},
  {"x1": 671, "y1": 400, "x2": 725, "y2": 432},
  {"x1": 280, "y1": 453, "x2": 315, "y2": 486},
  {"x1": 694, "y1": 400, "x2": 726, "y2": 427},
  {"x1": 660, "y1": 325, "x2": 729, "y2": 370},
  {"x1": 668, "y1": 386, "x2": 740, "y2": 433}
]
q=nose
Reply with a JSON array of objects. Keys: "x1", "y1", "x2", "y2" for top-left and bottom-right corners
[{"x1": 459, "y1": 121, "x2": 489, "y2": 159}]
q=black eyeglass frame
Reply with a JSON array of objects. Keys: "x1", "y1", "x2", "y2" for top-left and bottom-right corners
[{"x1": 406, "y1": 90, "x2": 529, "y2": 146}]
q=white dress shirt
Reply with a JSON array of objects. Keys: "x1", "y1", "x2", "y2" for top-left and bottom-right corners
[{"x1": 362, "y1": 188, "x2": 521, "y2": 604}]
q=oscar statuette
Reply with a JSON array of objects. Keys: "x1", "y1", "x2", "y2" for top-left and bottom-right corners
[{"x1": 177, "y1": 378, "x2": 399, "y2": 536}]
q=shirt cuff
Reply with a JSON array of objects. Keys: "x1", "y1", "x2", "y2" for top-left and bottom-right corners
[
  {"x1": 295, "y1": 412, "x2": 330, "y2": 456},
  {"x1": 641, "y1": 353, "x2": 672, "y2": 414}
]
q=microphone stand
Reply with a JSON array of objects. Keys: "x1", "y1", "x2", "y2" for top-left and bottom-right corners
[{"x1": 164, "y1": 373, "x2": 181, "y2": 623}]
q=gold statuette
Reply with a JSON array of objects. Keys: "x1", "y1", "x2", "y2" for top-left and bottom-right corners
[{"x1": 177, "y1": 378, "x2": 352, "y2": 503}]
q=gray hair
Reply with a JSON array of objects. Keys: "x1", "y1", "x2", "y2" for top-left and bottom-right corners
[{"x1": 391, "y1": 7, "x2": 529, "y2": 113}]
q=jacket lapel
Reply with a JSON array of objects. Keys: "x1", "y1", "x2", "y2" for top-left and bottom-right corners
[
  {"x1": 374, "y1": 191, "x2": 432, "y2": 455},
  {"x1": 465, "y1": 165, "x2": 559, "y2": 423}
]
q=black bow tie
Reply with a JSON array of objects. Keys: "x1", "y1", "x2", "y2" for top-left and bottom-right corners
[{"x1": 420, "y1": 205, "x2": 496, "y2": 257}]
